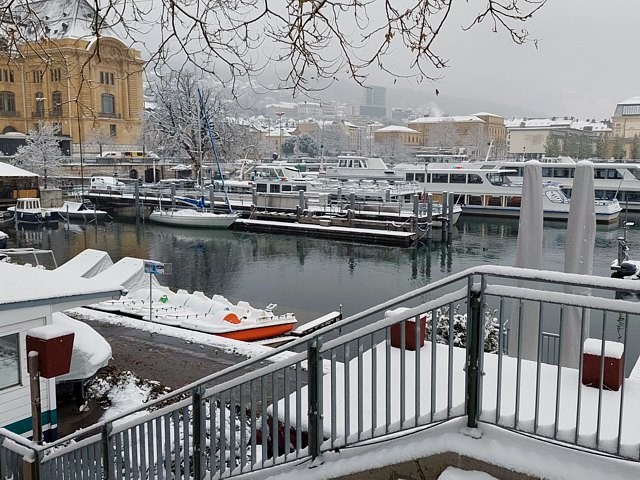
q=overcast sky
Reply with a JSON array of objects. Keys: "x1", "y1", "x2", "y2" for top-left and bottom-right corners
[{"x1": 396, "y1": 0, "x2": 639, "y2": 120}]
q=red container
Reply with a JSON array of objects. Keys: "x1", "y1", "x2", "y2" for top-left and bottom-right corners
[
  {"x1": 390, "y1": 316, "x2": 426, "y2": 351},
  {"x1": 582, "y1": 353, "x2": 624, "y2": 391},
  {"x1": 26, "y1": 332, "x2": 75, "y2": 378}
]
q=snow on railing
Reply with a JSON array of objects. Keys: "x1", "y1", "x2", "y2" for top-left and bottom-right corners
[{"x1": 3, "y1": 265, "x2": 640, "y2": 479}]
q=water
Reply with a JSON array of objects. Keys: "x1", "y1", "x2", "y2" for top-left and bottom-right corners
[{"x1": 3, "y1": 215, "x2": 634, "y2": 324}]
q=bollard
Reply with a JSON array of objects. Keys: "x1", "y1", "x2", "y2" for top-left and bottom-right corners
[
  {"x1": 427, "y1": 193, "x2": 433, "y2": 240},
  {"x1": 412, "y1": 194, "x2": 419, "y2": 216}
]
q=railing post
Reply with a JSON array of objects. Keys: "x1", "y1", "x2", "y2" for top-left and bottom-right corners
[
  {"x1": 101, "y1": 422, "x2": 113, "y2": 479},
  {"x1": 307, "y1": 338, "x2": 323, "y2": 461},
  {"x1": 192, "y1": 386, "x2": 206, "y2": 479},
  {"x1": 466, "y1": 282, "x2": 482, "y2": 429}
]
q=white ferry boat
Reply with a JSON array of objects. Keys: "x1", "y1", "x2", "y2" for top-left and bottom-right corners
[
  {"x1": 322, "y1": 155, "x2": 403, "y2": 180},
  {"x1": 470, "y1": 157, "x2": 640, "y2": 211},
  {"x1": 394, "y1": 164, "x2": 621, "y2": 224}
]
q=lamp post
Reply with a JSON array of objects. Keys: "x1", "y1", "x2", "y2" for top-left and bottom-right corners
[
  {"x1": 367, "y1": 122, "x2": 374, "y2": 156},
  {"x1": 276, "y1": 112, "x2": 285, "y2": 158}
]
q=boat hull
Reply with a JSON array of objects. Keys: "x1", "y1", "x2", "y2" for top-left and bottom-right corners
[
  {"x1": 201, "y1": 322, "x2": 296, "y2": 341},
  {"x1": 461, "y1": 205, "x2": 620, "y2": 224},
  {"x1": 149, "y1": 210, "x2": 238, "y2": 228}
]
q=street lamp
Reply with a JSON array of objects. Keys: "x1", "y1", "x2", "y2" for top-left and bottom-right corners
[
  {"x1": 276, "y1": 112, "x2": 285, "y2": 159},
  {"x1": 367, "y1": 122, "x2": 374, "y2": 156}
]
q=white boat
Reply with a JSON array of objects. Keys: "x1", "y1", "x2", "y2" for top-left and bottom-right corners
[
  {"x1": 322, "y1": 155, "x2": 403, "y2": 180},
  {"x1": 395, "y1": 164, "x2": 621, "y2": 224},
  {"x1": 46, "y1": 201, "x2": 109, "y2": 221},
  {"x1": 7, "y1": 197, "x2": 57, "y2": 223},
  {"x1": 469, "y1": 157, "x2": 640, "y2": 211},
  {"x1": 149, "y1": 208, "x2": 238, "y2": 228}
]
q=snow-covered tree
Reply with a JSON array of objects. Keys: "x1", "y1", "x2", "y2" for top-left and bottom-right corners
[
  {"x1": 12, "y1": 121, "x2": 63, "y2": 188},
  {"x1": 297, "y1": 134, "x2": 319, "y2": 157},
  {"x1": 88, "y1": 125, "x2": 115, "y2": 157}
]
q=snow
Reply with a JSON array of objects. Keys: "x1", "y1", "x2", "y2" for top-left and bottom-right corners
[
  {"x1": 410, "y1": 116, "x2": 484, "y2": 124},
  {"x1": 0, "y1": 163, "x2": 38, "y2": 177},
  {"x1": 375, "y1": 125, "x2": 420, "y2": 133},
  {"x1": 54, "y1": 248, "x2": 114, "y2": 278},
  {"x1": 583, "y1": 339, "x2": 624, "y2": 359},
  {"x1": 439, "y1": 467, "x2": 497, "y2": 480},
  {"x1": 0, "y1": 262, "x2": 124, "y2": 308},
  {"x1": 26, "y1": 324, "x2": 73, "y2": 340},
  {"x1": 88, "y1": 371, "x2": 157, "y2": 422},
  {"x1": 618, "y1": 96, "x2": 640, "y2": 106},
  {"x1": 53, "y1": 312, "x2": 111, "y2": 382},
  {"x1": 90, "y1": 256, "x2": 160, "y2": 293}
]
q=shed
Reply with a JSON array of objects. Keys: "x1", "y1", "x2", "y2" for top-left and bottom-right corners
[
  {"x1": 0, "y1": 261, "x2": 124, "y2": 441},
  {"x1": 0, "y1": 162, "x2": 40, "y2": 208}
]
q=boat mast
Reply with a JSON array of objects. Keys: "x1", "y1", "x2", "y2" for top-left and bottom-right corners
[{"x1": 198, "y1": 89, "x2": 233, "y2": 214}]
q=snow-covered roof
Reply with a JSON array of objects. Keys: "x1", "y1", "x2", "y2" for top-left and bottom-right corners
[
  {"x1": 506, "y1": 118, "x2": 611, "y2": 132},
  {"x1": 409, "y1": 115, "x2": 484, "y2": 124},
  {"x1": 617, "y1": 97, "x2": 640, "y2": 106},
  {"x1": 472, "y1": 112, "x2": 502, "y2": 118},
  {"x1": 11, "y1": 0, "x2": 118, "y2": 41},
  {"x1": 0, "y1": 262, "x2": 124, "y2": 312},
  {"x1": 375, "y1": 125, "x2": 420, "y2": 134},
  {"x1": 0, "y1": 162, "x2": 38, "y2": 177}
]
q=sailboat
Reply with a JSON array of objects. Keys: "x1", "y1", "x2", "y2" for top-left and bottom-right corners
[{"x1": 149, "y1": 90, "x2": 239, "y2": 229}]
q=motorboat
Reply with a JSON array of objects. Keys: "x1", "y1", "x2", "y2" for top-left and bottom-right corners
[
  {"x1": 149, "y1": 208, "x2": 239, "y2": 228},
  {"x1": 7, "y1": 197, "x2": 57, "y2": 223},
  {"x1": 395, "y1": 164, "x2": 622, "y2": 224},
  {"x1": 46, "y1": 201, "x2": 110, "y2": 222}
]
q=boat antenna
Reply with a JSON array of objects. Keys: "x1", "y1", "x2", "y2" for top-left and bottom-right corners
[
  {"x1": 198, "y1": 89, "x2": 233, "y2": 214},
  {"x1": 483, "y1": 138, "x2": 494, "y2": 162}
]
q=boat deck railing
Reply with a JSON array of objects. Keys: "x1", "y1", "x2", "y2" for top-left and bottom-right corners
[{"x1": 3, "y1": 266, "x2": 640, "y2": 479}]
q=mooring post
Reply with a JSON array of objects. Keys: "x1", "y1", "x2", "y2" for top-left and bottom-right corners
[
  {"x1": 298, "y1": 189, "x2": 305, "y2": 218},
  {"x1": 134, "y1": 180, "x2": 140, "y2": 220},
  {"x1": 209, "y1": 185, "x2": 215, "y2": 212},
  {"x1": 447, "y1": 192, "x2": 454, "y2": 241},
  {"x1": 385, "y1": 189, "x2": 391, "y2": 203},
  {"x1": 170, "y1": 183, "x2": 176, "y2": 210},
  {"x1": 441, "y1": 191, "x2": 448, "y2": 241},
  {"x1": 466, "y1": 282, "x2": 482, "y2": 429},
  {"x1": 349, "y1": 192, "x2": 356, "y2": 211},
  {"x1": 308, "y1": 338, "x2": 323, "y2": 461},
  {"x1": 252, "y1": 186, "x2": 258, "y2": 207},
  {"x1": 412, "y1": 194, "x2": 419, "y2": 217}
]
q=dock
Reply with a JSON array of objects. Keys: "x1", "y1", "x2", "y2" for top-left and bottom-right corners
[{"x1": 231, "y1": 218, "x2": 419, "y2": 246}]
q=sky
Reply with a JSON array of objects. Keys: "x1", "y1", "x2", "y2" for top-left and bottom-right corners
[{"x1": 387, "y1": 0, "x2": 640, "y2": 120}]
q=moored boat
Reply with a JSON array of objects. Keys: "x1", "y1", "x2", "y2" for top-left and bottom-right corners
[
  {"x1": 149, "y1": 208, "x2": 238, "y2": 228},
  {"x1": 7, "y1": 197, "x2": 57, "y2": 223},
  {"x1": 47, "y1": 201, "x2": 109, "y2": 221}
]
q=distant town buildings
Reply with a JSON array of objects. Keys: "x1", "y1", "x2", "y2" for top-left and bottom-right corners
[{"x1": 359, "y1": 86, "x2": 387, "y2": 119}]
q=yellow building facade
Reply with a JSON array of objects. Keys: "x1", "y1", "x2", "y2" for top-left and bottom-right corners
[{"x1": 0, "y1": 4, "x2": 144, "y2": 149}]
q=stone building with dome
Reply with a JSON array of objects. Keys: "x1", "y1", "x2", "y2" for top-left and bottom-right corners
[{"x1": 0, "y1": 0, "x2": 145, "y2": 149}]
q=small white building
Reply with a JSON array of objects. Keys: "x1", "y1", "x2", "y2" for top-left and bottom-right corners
[{"x1": 0, "y1": 262, "x2": 124, "y2": 441}]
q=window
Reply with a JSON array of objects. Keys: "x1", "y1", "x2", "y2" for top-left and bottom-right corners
[
  {"x1": 33, "y1": 70, "x2": 43, "y2": 83},
  {"x1": 52, "y1": 91, "x2": 62, "y2": 116},
  {"x1": 50, "y1": 68, "x2": 61, "y2": 82},
  {"x1": 431, "y1": 173, "x2": 449, "y2": 183},
  {"x1": 109, "y1": 124, "x2": 117, "y2": 136},
  {"x1": 0, "y1": 91, "x2": 16, "y2": 114},
  {"x1": 35, "y1": 92, "x2": 45, "y2": 116},
  {"x1": 0, "y1": 333, "x2": 20, "y2": 390},
  {"x1": 99, "y1": 71, "x2": 115, "y2": 85},
  {"x1": 101, "y1": 94, "x2": 115, "y2": 115},
  {"x1": 450, "y1": 173, "x2": 466, "y2": 184},
  {"x1": 468, "y1": 174, "x2": 483, "y2": 184},
  {"x1": 1, "y1": 69, "x2": 14, "y2": 83}
]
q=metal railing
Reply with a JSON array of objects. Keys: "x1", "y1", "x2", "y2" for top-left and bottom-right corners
[{"x1": 3, "y1": 266, "x2": 640, "y2": 479}]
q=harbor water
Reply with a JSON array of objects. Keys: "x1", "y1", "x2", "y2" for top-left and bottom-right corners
[{"x1": 4, "y1": 215, "x2": 636, "y2": 324}]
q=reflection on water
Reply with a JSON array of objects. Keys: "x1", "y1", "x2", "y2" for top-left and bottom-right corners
[{"x1": 1, "y1": 216, "x2": 635, "y2": 324}]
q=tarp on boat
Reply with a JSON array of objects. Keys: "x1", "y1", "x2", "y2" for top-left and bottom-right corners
[
  {"x1": 55, "y1": 249, "x2": 114, "y2": 278},
  {"x1": 91, "y1": 256, "x2": 160, "y2": 292}
]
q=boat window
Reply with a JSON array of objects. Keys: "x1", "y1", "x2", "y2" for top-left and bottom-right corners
[
  {"x1": 594, "y1": 169, "x2": 606, "y2": 179},
  {"x1": 355, "y1": 160, "x2": 363, "y2": 168},
  {"x1": 467, "y1": 174, "x2": 483, "y2": 184},
  {"x1": 431, "y1": 173, "x2": 449, "y2": 183},
  {"x1": 293, "y1": 185, "x2": 307, "y2": 192},
  {"x1": 487, "y1": 196, "x2": 502, "y2": 206},
  {"x1": 486, "y1": 172, "x2": 510, "y2": 186},
  {"x1": 467, "y1": 195, "x2": 482, "y2": 205},
  {"x1": 405, "y1": 173, "x2": 414, "y2": 181},
  {"x1": 450, "y1": 174, "x2": 466, "y2": 184},
  {"x1": 282, "y1": 185, "x2": 292, "y2": 192},
  {"x1": 506, "y1": 196, "x2": 521, "y2": 207},
  {"x1": 414, "y1": 173, "x2": 425, "y2": 183},
  {"x1": 628, "y1": 167, "x2": 640, "y2": 181},
  {"x1": 0, "y1": 333, "x2": 20, "y2": 389},
  {"x1": 542, "y1": 168, "x2": 553, "y2": 177},
  {"x1": 256, "y1": 183, "x2": 267, "y2": 193},
  {"x1": 554, "y1": 168, "x2": 571, "y2": 178},
  {"x1": 607, "y1": 169, "x2": 622, "y2": 180},
  {"x1": 270, "y1": 184, "x2": 280, "y2": 193}
]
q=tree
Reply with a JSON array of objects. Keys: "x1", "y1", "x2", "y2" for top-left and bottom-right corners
[
  {"x1": 282, "y1": 136, "x2": 297, "y2": 155},
  {"x1": 631, "y1": 134, "x2": 640, "y2": 160},
  {"x1": 297, "y1": 134, "x2": 318, "y2": 157},
  {"x1": 427, "y1": 122, "x2": 460, "y2": 149},
  {"x1": 562, "y1": 134, "x2": 578, "y2": 158},
  {"x1": 2, "y1": 1, "x2": 548, "y2": 96},
  {"x1": 544, "y1": 134, "x2": 561, "y2": 157},
  {"x1": 612, "y1": 136, "x2": 626, "y2": 160},
  {"x1": 11, "y1": 122, "x2": 63, "y2": 189},
  {"x1": 88, "y1": 125, "x2": 115, "y2": 157},
  {"x1": 145, "y1": 71, "x2": 238, "y2": 173},
  {"x1": 596, "y1": 137, "x2": 607, "y2": 159},
  {"x1": 576, "y1": 135, "x2": 593, "y2": 160},
  {"x1": 373, "y1": 136, "x2": 411, "y2": 164}
]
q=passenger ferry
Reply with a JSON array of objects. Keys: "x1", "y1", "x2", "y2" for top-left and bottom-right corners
[
  {"x1": 394, "y1": 164, "x2": 621, "y2": 224},
  {"x1": 322, "y1": 155, "x2": 403, "y2": 180},
  {"x1": 470, "y1": 157, "x2": 640, "y2": 211}
]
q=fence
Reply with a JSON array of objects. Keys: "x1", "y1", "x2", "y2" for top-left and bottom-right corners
[{"x1": 2, "y1": 265, "x2": 640, "y2": 479}]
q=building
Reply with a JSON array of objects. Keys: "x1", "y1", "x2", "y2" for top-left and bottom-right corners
[
  {"x1": 373, "y1": 125, "x2": 421, "y2": 148},
  {"x1": 505, "y1": 117, "x2": 611, "y2": 159},
  {"x1": 612, "y1": 97, "x2": 640, "y2": 158},
  {"x1": 296, "y1": 102, "x2": 322, "y2": 118},
  {"x1": 473, "y1": 112, "x2": 507, "y2": 159},
  {"x1": 360, "y1": 86, "x2": 387, "y2": 119},
  {"x1": 0, "y1": 0, "x2": 145, "y2": 149},
  {"x1": 408, "y1": 115, "x2": 492, "y2": 159}
]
